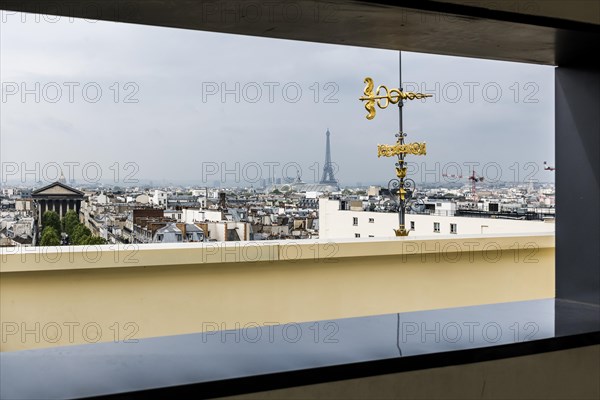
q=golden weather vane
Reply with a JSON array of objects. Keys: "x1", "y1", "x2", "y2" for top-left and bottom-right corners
[
  {"x1": 377, "y1": 143, "x2": 427, "y2": 157},
  {"x1": 359, "y1": 77, "x2": 432, "y2": 120},
  {"x1": 359, "y1": 72, "x2": 432, "y2": 236}
]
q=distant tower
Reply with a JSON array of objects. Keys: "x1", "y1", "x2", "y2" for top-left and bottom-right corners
[
  {"x1": 320, "y1": 129, "x2": 339, "y2": 186},
  {"x1": 58, "y1": 170, "x2": 67, "y2": 184},
  {"x1": 527, "y1": 178, "x2": 534, "y2": 194}
]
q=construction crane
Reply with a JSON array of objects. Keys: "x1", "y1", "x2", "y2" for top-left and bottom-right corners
[
  {"x1": 543, "y1": 161, "x2": 556, "y2": 171},
  {"x1": 468, "y1": 170, "x2": 484, "y2": 200},
  {"x1": 443, "y1": 169, "x2": 484, "y2": 201}
]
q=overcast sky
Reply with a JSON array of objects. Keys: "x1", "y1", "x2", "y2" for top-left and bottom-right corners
[{"x1": 1, "y1": 15, "x2": 555, "y2": 187}]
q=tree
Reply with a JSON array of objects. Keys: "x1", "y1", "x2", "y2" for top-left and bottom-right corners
[
  {"x1": 71, "y1": 225, "x2": 92, "y2": 245},
  {"x1": 62, "y1": 215, "x2": 107, "y2": 246},
  {"x1": 40, "y1": 227, "x2": 60, "y2": 246},
  {"x1": 84, "y1": 236, "x2": 108, "y2": 245},
  {"x1": 271, "y1": 189, "x2": 282, "y2": 195},
  {"x1": 62, "y1": 210, "x2": 79, "y2": 236},
  {"x1": 42, "y1": 211, "x2": 61, "y2": 234}
]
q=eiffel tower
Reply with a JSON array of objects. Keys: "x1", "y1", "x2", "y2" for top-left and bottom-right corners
[{"x1": 319, "y1": 129, "x2": 339, "y2": 186}]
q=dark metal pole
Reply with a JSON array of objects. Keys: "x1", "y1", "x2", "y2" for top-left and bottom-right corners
[
  {"x1": 399, "y1": 51, "x2": 404, "y2": 134},
  {"x1": 398, "y1": 51, "x2": 405, "y2": 233}
]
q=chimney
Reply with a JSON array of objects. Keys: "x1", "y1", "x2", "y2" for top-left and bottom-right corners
[
  {"x1": 176, "y1": 223, "x2": 186, "y2": 238},
  {"x1": 219, "y1": 192, "x2": 226, "y2": 209}
]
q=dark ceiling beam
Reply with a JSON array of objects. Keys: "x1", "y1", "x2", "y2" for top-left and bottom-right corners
[{"x1": 0, "y1": 0, "x2": 598, "y2": 65}]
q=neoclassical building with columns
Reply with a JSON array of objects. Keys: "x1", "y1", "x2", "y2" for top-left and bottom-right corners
[{"x1": 31, "y1": 181, "x2": 85, "y2": 223}]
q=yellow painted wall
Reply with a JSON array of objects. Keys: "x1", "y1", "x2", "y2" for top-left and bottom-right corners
[{"x1": 0, "y1": 234, "x2": 554, "y2": 351}]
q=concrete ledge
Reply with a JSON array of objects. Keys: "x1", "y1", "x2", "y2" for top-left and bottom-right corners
[
  {"x1": 0, "y1": 234, "x2": 555, "y2": 351},
  {"x1": 0, "y1": 233, "x2": 555, "y2": 272}
]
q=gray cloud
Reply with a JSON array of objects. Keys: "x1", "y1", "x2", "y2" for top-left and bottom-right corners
[{"x1": 1, "y1": 16, "x2": 554, "y2": 186}]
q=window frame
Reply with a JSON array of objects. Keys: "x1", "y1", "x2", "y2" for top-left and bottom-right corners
[{"x1": 450, "y1": 223, "x2": 457, "y2": 234}]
